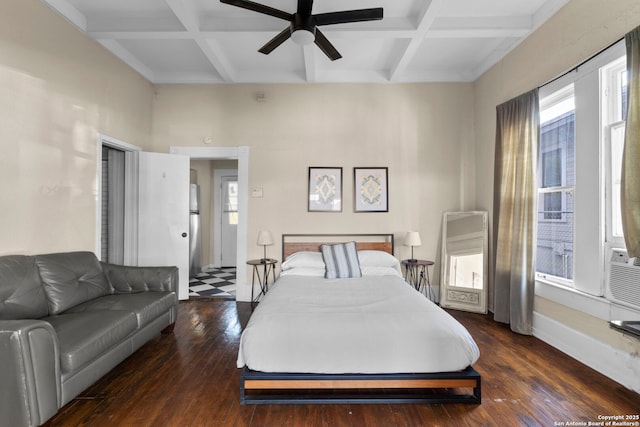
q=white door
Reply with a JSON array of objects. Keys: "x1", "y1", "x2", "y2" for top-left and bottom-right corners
[
  {"x1": 220, "y1": 175, "x2": 238, "y2": 266},
  {"x1": 138, "y1": 152, "x2": 190, "y2": 300}
]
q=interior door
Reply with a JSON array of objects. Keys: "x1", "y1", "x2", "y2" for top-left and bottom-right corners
[
  {"x1": 220, "y1": 175, "x2": 238, "y2": 266},
  {"x1": 138, "y1": 152, "x2": 190, "y2": 300}
]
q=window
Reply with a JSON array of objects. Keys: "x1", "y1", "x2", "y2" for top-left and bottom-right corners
[
  {"x1": 223, "y1": 178, "x2": 238, "y2": 225},
  {"x1": 602, "y1": 56, "x2": 627, "y2": 247},
  {"x1": 536, "y1": 85, "x2": 575, "y2": 281},
  {"x1": 535, "y1": 40, "x2": 626, "y2": 295}
]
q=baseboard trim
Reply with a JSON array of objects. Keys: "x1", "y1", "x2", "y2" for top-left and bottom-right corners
[{"x1": 532, "y1": 312, "x2": 640, "y2": 394}]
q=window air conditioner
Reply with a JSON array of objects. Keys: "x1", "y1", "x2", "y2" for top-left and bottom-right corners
[{"x1": 606, "y1": 249, "x2": 640, "y2": 310}]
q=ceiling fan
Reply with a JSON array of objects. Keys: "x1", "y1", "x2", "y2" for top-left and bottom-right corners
[{"x1": 220, "y1": 0, "x2": 383, "y2": 60}]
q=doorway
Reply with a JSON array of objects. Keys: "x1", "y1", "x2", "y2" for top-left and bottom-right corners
[
  {"x1": 96, "y1": 133, "x2": 141, "y2": 266},
  {"x1": 187, "y1": 162, "x2": 238, "y2": 299},
  {"x1": 169, "y1": 146, "x2": 249, "y2": 302},
  {"x1": 100, "y1": 145, "x2": 125, "y2": 264}
]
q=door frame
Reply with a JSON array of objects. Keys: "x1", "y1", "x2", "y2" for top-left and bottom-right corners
[
  {"x1": 169, "y1": 146, "x2": 249, "y2": 302},
  {"x1": 95, "y1": 141, "x2": 250, "y2": 302},
  {"x1": 213, "y1": 169, "x2": 238, "y2": 268}
]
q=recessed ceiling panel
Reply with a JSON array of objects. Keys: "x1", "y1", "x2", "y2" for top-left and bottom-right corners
[
  {"x1": 67, "y1": 0, "x2": 185, "y2": 31},
  {"x1": 439, "y1": 0, "x2": 549, "y2": 17},
  {"x1": 411, "y1": 38, "x2": 496, "y2": 69},
  {"x1": 317, "y1": 37, "x2": 395, "y2": 70},
  {"x1": 119, "y1": 39, "x2": 216, "y2": 74},
  {"x1": 216, "y1": 34, "x2": 305, "y2": 82}
]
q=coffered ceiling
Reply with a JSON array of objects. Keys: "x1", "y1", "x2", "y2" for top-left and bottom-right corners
[{"x1": 41, "y1": 0, "x2": 569, "y2": 84}]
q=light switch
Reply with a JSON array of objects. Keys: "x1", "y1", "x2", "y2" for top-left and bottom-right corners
[{"x1": 251, "y1": 187, "x2": 263, "y2": 198}]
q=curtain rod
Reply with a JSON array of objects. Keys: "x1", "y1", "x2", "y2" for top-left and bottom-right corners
[{"x1": 540, "y1": 37, "x2": 624, "y2": 88}]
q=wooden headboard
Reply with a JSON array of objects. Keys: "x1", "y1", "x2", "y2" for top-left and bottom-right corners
[{"x1": 282, "y1": 234, "x2": 394, "y2": 260}]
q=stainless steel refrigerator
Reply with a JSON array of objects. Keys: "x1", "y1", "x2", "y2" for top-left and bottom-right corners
[{"x1": 189, "y1": 184, "x2": 202, "y2": 277}]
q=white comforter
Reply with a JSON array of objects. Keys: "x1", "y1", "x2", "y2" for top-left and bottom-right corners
[{"x1": 237, "y1": 275, "x2": 480, "y2": 374}]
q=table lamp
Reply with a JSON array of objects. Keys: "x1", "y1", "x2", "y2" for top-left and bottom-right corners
[
  {"x1": 404, "y1": 231, "x2": 422, "y2": 263},
  {"x1": 257, "y1": 230, "x2": 273, "y2": 262}
]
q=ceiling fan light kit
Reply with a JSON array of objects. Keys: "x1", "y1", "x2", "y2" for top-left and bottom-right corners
[
  {"x1": 291, "y1": 13, "x2": 315, "y2": 45},
  {"x1": 291, "y1": 29, "x2": 315, "y2": 45},
  {"x1": 220, "y1": 0, "x2": 383, "y2": 60}
]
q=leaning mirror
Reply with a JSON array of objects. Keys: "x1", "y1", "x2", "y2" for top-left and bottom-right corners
[{"x1": 440, "y1": 211, "x2": 488, "y2": 314}]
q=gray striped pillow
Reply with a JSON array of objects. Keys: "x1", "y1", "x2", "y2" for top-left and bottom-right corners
[{"x1": 321, "y1": 242, "x2": 362, "y2": 279}]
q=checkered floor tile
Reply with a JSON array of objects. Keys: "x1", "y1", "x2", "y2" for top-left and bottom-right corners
[{"x1": 189, "y1": 267, "x2": 236, "y2": 299}]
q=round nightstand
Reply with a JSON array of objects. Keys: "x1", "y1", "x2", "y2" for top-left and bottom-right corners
[
  {"x1": 247, "y1": 259, "x2": 278, "y2": 302},
  {"x1": 401, "y1": 259, "x2": 435, "y2": 302}
]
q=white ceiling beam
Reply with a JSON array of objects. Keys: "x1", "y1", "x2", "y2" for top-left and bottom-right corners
[
  {"x1": 89, "y1": 27, "x2": 528, "y2": 43},
  {"x1": 89, "y1": 31, "x2": 194, "y2": 40},
  {"x1": 303, "y1": 45, "x2": 317, "y2": 82},
  {"x1": 164, "y1": 0, "x2": 199, "y2": 32},
  {"x1": 389, "y1": 0, "x2": 445, "y2": 82},
  {"x1": 199, "y1": 39, "x2": 236, "y2": 83},
  {"x1": 164, "y1": 0, "x2": 236, "y2": 83},
  {"x1": 152, "y1": 72, "x2": 225, "y2": 84}
]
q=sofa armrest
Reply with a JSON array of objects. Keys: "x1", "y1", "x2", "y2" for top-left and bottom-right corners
[
  {"x1": 100, "y1": 263, "x2": 179, "y2": 294},
  {"x1": 0, "y1": 320, "x2": 61, "y2": 427}
]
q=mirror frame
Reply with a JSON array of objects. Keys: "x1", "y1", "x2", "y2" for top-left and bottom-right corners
[{"x1": 440, "y1": 211, "x2": 489, "y2": 314}]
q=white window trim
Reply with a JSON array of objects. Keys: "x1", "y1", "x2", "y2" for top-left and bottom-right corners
[{"x1": 535, "y1": 40, "x2": 626, "y2": 296}]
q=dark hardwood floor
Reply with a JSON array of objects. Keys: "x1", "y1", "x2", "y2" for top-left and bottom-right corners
[{"x1": 48, "y1": 299, "x2": 639, "y2": 426}]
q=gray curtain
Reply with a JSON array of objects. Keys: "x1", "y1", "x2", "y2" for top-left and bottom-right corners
[
  {"x1": 622, "y1": 26, "x2": 640, "y2": 258},
  {"x1": 492, "y1": 89, "x2": 539, "y2": 335}
]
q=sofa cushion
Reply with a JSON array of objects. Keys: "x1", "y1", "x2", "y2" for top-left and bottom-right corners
[
  {"x1": 101, "y1": 263, "x2": 178, "y2": 294},
  {"x1": 67, "y1": 292, "x2": 177, "y2": 328},
  {"x1": 36, "y1": 252, "x2": 113, "y2": 315},
  {"x1": 0, "y1": 255, "x2": 49, "y2": 319},
  {"x1": 43, "y1": 310, "x2": 137, "y2": 374}
]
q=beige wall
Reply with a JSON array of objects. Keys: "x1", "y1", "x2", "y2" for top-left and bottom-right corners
[
  {"x1": 0, "y1": 0, "x2": 153, "y2": 255},
  {"x1": 473, "y1": 0, "x2": 640, "y2": 365},
  {"x1": 151, "y1": 83, "x2": 476, "y2": 274}
]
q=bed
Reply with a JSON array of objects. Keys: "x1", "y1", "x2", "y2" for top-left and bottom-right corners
[{"x1": 238, "y1": 234, "x2": 481, "y2": 404}]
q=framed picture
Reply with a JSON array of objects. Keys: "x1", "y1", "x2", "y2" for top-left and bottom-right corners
[
  {"x1": 354, "y1": 167, "x2": 388, "y2": 212},
  {"x1": 308, "y1": 167, "x2": 342, "y2": 212}
]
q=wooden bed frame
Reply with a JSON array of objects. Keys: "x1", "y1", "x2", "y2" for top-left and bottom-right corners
[
  {"x1": 281, "y1": 233, "x2": 395, "y2": 260},
  {"x1": 241, "y1": 234, "x2": 482, "y2": 405}
]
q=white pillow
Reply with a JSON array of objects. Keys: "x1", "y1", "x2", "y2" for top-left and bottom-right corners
[
  {"x1": 281, "y1": 251, "x2": 325, "y2": 270},
  {"x1": 357, "y1": 250, "x2": 400, "y2": 269},
  {"x1": 279, "y1": 267, "x2": 326, "y2": 277},
  {"x1": 360, "y1": 266, "x2": 403, "y2": 277}
]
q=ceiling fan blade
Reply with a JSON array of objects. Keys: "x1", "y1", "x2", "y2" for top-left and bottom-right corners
[
  {"x1": 220, "y1": 0, "x2": 291, "y2": 21},
  {"x1": 314, "y1": 29, "x2": 341, "y2": 61},
  {"x1": 314, "y1": 8, "x2": 383, "y2": 26},
  {"x1": 297, "y1": 0, "x2": 313, "y2": 16},
  {"x1": 258, "y1": 27, "x2": 292, "y2": 55}
]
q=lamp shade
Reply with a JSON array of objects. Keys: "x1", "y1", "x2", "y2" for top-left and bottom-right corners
[
  {"x1": 404, "y1": 231, "x2": 422, "y2": 247},
  {"x1": 257, "y1": 230, "x2": 273, "y2": 246}
]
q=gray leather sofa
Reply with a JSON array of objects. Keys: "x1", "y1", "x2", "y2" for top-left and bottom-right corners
[{"x1": 0, "y1": 251, "x2": 179, "y2": 427}]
